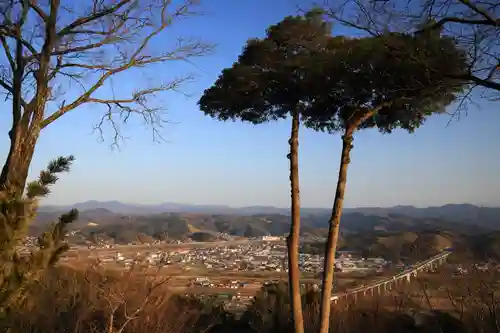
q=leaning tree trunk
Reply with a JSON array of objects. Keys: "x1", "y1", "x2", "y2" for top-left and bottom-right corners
[
  {"x1": 1, "y1": 15, "x2": 53, "y2": 199},
  {"x1": 318, "y1": 130, "x2": 355, "y2": 333},
  {"x1": 0, "y1": 120, "x2": 40, "y2": 199},
  {"x1": 287, "y1": 108, "x2": 304, "y2": 333}
]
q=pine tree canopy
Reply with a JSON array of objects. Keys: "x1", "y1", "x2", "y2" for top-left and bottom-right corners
[
  {"x1": 198, "y1": 13, "x2": 334, "y2": 124},
  {"x1": 303, "y1": 32, "x2": 469, "y2": 134},
  {"x1": 199, "y1": 12, "x2": 469, "y2": 133}
]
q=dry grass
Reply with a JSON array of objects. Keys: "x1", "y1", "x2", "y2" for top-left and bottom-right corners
[
  {"x1": 241, "y1": 267, "x2": 500, "y2": 333},
  {"x1": 3, "y1": 262, "x2": 500, "y2": 333},
  {"x1": 187, "y1": 223, "x2": 203, "y2": 233},
  {"x1": 2, "y1": 265, "x2": 226, "y2": 333}
]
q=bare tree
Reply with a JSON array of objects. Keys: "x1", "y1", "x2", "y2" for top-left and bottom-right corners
[
  {"x1": 95, "y1": 267, "x2": 172, "y2": 333},
  {"x1": 0, "y1": 0, "x2": 212, "y2": 198},
  {"x1": 321, "y1": 0, "x2": 499, "y2": 110}
]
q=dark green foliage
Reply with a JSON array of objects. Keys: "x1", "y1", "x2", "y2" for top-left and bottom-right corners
[
  {"x1": 190, "y1": 232, "x2": 217, "y2": 242},
  {"x1": 198, "y1": 12, "x2": 332, "y2": 123},
  {"x1": 461, "y1": 232, "x2": 500, "y2": 262},
  {"x1": 69, "y1": 211, "x2": 490, "y2": 245},
  {"x1": 243, "y1": 224, "x2": 267, "y2": 238},
  {"x1": 25, "y1": 156, "x2": 74, "y2": 199},
  {"x1": 240, "y1": 282, "x2": 324, "y2": 333},
  {"x1": 200, "y1": 12, "x2": 467, "y2": 134},
  {"x1": 303, "y1": 32, "x2": 468, "y2": 133},
  {"x1": 0, "y1": 156, "x2": 78, "y2": 315},
  {"x1": 81, "y1": 214, "x2": 192, "y2": 243},
  {"x1": 73, "y1": 213, "x2": 328, "y2": 244},
  {"x1": 241, "y1": 282, "x2": 293, "y2": 333},
  {"x1": 300, "y1": 243, "x2": 324, "y2": 255},
  {"x1": 300, "y1": 229, "x2": 454, "y2": 263},
  {"x1": 301, "y1": 228, "x2": 500, "y2": 263}
]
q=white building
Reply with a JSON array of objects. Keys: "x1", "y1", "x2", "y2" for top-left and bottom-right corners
[{"x1": 261, "y1": 236, "x2": 280, "y2": 241}]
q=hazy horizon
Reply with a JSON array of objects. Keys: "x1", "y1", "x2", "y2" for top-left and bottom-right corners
[
  {"x1": 2, "y1": 0, "x2": 499, "y2": 208},
  {"x1": 41, "y1": 199, "x2": 499, "y2": 210}
]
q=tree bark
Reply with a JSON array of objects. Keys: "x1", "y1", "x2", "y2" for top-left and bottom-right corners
[
  {"x1": 0, "y1": 114, "x2": 39, "y2": 199},
  {"x1": 287, "y1": 108, "x2": 304, "y2": 333},
  {"x1": 318, "y1": 130, "x2": 355, "y2": 333},
  {"x1": 0, "y1": 0, "x2": 54, "y2": 199}
]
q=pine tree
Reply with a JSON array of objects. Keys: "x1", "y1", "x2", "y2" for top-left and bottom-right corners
[
  {"x1": 198, "y1": 12, "x2": 333, "y2": 333},
  {"x1": 302, "y1": 32, "x2": 468, "y2": 333},
  {"x1": 0, "y1": 155, "x2": 78, "y2": 316}
]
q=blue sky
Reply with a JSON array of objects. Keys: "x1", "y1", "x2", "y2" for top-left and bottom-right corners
[{"x1": 0, "y1": 0, "x2": 499, "y2": 208}]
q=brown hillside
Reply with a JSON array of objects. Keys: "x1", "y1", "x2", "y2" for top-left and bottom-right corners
[{"x1": 377, "y1": 232, "x2": 418, "y2": 248}]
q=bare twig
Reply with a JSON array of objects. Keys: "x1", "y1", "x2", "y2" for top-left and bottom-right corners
[
  {"x1": 319, "y1": 0, "x2": 500, "y2": 115},
  {"x1": 0, "y1": 0, "x2": 213, "y2": 148}
]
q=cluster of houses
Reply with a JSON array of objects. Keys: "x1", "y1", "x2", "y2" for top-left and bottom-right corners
[
  {"x1": 333, "y1": 253, "x2": 388, "y2": 273},
  {"x1": 94, "y1": 243, "x2": 293, "y2": 271},
  {"x1": 20, "y1": 236, "x2": 38, "y2": 248},
  {"x1": 214, "y1": 232, "x2": 234, "y2": 240},
  {"x1": 190, "y1": 276, "x2": 250, "y2": 289},
  {"x1": 83, "y1": 232, "x2": 238, "y2": 249},
  {"x1": 88, "y1": 241, "x2": 389, "y2": 275},
  {"x1": 187, "y1": 292, "x2": 255, "y2": 313},
  {"x1": 454, "y1": 263, "x2": 490, "y2": 275}
]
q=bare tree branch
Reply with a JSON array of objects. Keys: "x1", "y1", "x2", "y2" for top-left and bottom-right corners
[
  {"x1": 57, "y1": 0, "x2": 131, "y2": 37},
  {"x1": 0, "y1": 0, "x2": 212, "y2": 196},
  {"x1": 0, "y1": 0, "x2": 212, "y2": 147},
  {"x1": 40, "y1": 38, "x2": 207, "y2": 128},
  {"x1": 27, "y1": 0, "x2": 48, "y2": 21},
  {"x1": 320, "y1": 0, "x2": 500, "y2": 102}
]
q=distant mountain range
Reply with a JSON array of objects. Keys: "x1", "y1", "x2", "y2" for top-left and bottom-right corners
[
  {"x1": 32, "y1": 201, "x2": 500, "y2": 246},
  {"x1": 40, "y1": 200, "x2": 336, "y2": 215},
  {"x1": 40, "y1": 201, "x2": 499, "y2": 222}
]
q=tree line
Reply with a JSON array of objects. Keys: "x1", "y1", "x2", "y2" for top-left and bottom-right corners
[{"x1": 0, "y1": 1, "x2": 497, "y2": 333}]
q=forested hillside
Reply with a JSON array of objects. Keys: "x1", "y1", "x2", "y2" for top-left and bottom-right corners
[{"x1": 32, "y1": 208, "x2": 498, "y2": 247}]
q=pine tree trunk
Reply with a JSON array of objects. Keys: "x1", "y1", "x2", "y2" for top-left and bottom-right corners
[
  {"x1": 318, "y1": 131, "x2": 355, "y2": 333},
  {"x1": 287, "y1": 109, "x2": 304, "y2": 333}
]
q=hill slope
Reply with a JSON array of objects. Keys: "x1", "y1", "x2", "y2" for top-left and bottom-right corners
[
  {"x1": 30, "y1": 207, "x2": 495, "y2": 245},
  {"x1": 39, "y1": 202, "x2": 500, "y2": 230}
]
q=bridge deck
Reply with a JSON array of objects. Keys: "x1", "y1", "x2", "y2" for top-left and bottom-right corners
[{"x1": 331, "y1": 251, "x2": 450, "y2": 300}]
